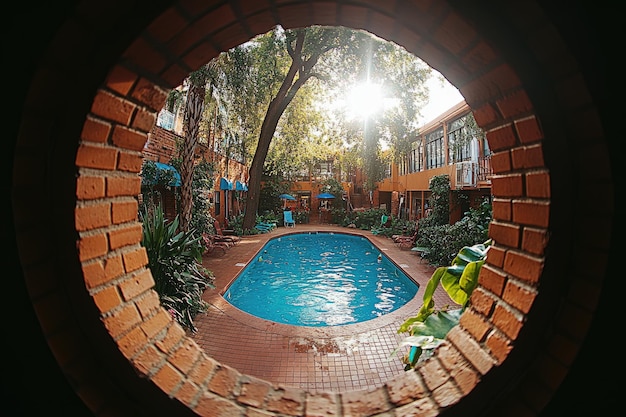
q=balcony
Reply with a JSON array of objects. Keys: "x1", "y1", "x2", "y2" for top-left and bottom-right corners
[{"x1": 455, "y1": 155, "x2": 492, "y2": 188}]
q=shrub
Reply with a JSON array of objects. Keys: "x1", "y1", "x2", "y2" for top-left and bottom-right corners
[{"x1": 140, "y1": 204, "x2": 214, "y2": 332}]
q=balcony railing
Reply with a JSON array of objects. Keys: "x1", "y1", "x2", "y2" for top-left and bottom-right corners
[
  {"x1": 455, "y1": 155, "x2": 492, "y2": 188},
  {"x1": 456, "y1": 161, "x2": 476, "y2": 188},
  {"x1": 477, "y1": 154, "x2": 492, "y2": 183}
]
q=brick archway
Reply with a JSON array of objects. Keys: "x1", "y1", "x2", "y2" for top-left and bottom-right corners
[{"x1": 9, "y1": 1, "x2": 614, "y2": 416}]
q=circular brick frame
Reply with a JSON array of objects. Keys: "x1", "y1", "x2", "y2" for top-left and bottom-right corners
[{"x1": 10, "y1": 1, "x2": 613, "y2": 416}]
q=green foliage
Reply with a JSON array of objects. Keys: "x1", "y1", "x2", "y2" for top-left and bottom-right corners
[
  {"x1": 392, "y1": 240, "x2": 491, "y2": 369},
  {"x1": 258, "y1": 177, "x2": 291, "y2": 213},
  {"x1": 319, "y1": 178, "x2": 345, "y2": 210},
  {"x1": 418, "y1": 198, "x2": 492, "y2": 266},
  {"x1": 140, "y1": 204, "x2": 214, "y2": 333}
]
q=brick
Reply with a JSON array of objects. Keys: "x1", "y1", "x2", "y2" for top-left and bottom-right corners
[
  {"x1": 132, "y1": 77, "x2": 169, "y2": 111},
  {"x1": 386, "y1": 370, "x2": 427, "y2": 405},
  {"x1": 75, "y1": 144, "x2": 117, "y2": 170},
  {"x1": 523, "y1": 143, "x2": 545, "y2": 168},
  {"x1": 194, "y1": 394, "x2": 243, "y2": 417},
  {"x1": 459, "y1": 309, "x2": 491, "y2": 342},
  {"x1": 78, "y1": 233, "x2": 108, "y2": 261},
  {"x1": 514, "y1": 116, "x2": 543, "y2": 144},
  {"x1": 112, "y1": 126, "x2": 148, "y2": 151},
  {"x1": 155, "y1": 323, "x2": 186, "y2": 354},
  {"x1": 485, "y1": 331, "x2": 513, "y2": 364},
  {"x1": 82, "y1": 261, "x2": 106, "y2": 289},
  {"x1": 122, "y1": 247, "x2": 148, "y2": 272},
  {"x1": 469, "y1": 288, "x2": 496, "y2": 316},
  {"x1": 91, "y1": 90, "x2": 135, "y2": 125},
  {"x1": 106, "y1": 65, "x2": 138, "y2": 96},
  {"x1": 108, "y1": 223, "x2": 143, "y2": 250},
  {"x1": 526, "y1": 171, "x2": 550, "y2": 198},
  {"x1": 117, "y1": 151, "x2": 144, "y2": 173},
  {"x1": 169, "y1": 338, "x2": 202, "y2": 374},
  {"x1": 502, "y1": 280, "x2": 537, "y2": 313},
  {"x1": 496, "y1": 89, "x2": 532, "y2": 119},
  {"x1": 141, "y1": 308, "x2": 172, "y2": 339},
  {"x1": 102, "y1": 303, "x2": 142, "y2": 338},
  {"x1": 488, "y1": 221, "x2": 520, "y2": 248},
  {"x1": 491, "y1": 173, "x2": 523, "y2": 198},
  {"x1": 119, "y1": 269, "x2": 155, "y2": 301},
  {"x1": 117, "y1": 326, "x2": 149, "y2": 359},
  {"x1": 394, "y1": 398, "x2": 439, "y2": 417},
  {"x1": 153, "y1": 362, "x2": 184, "y2": 395},
  {"x1": 237, "y1": 376, "x2": 273, "y2": 409},
  {"x1": 418, "y1": 358, "x2": 449, "y2": 392},
  {"x1": 512, "y1": 199, "x2": 550, "y2": 228},
  {"x1": 477, "y1": 264, "x2": 506, "y2": 296},
  {"x1": 491, "y1": 198, "x2": 511, "y2": 222},
  {"x1": 490, "y1": 151, "x2": 511, "y2": 174},
  {"x1": 75, "y1": 203, "x2": 111, "y2": 231},
  {"x1": 174, "y1": 380, "x2": 200, "y2": 408},
  {"x1": 492, "y1": 304, "x2": 523, "y2": 340},
  {"x1": 107, "y1": 176, "x2": 142, "y2": 197},
  {"x1": 431, "y1": 379, "x2": 463, "y2": 408},
  {"x1": 188, "y1": 355, "x2": 219, "y2": 386},
  {"x1": 132, "y1": 345, "x2": 163, "y2": 376},
  {"x1": 486, "y1": 124, "x2": 517, "y2": 152},
  {"x1": 130, "y1": 31, "x2": 172, "y2": 70},
  {"x1": 485, "y1": 245, "x2": 506, "y2": 268},
  {"x1": 112, "y1": 200, "x2": 139, "y2": 224},
  {"x1": 104, "y1": 255, "x2": 125, "y2": 281},
  {"x1": 81, "y1": 117, "x2": 111, "y2": 144},
  {"x1": 93, "y1": 285, "x2": 123, "y2": 313},
  {"x1": 132, "y1": 107, "x2": 157, "y2": 132},
  {"x1": 341, "y1": 387, "x2": 390, "y2": 417},
  {"x1": 447, "y1": 327, "x2": 495, "y2": 375},
  {"x1": 471, "y1": 102, "x2": 499, "y2": 127},
  {"x1": 146, "y1": 7, "x2": 189, "y2": 43},
  {"x1": 77, "y1": 176, "x2": 106, "y2": 200},
  {"x1": 208, "y1": 365, "x2": 240, "y2": 398},
  {"x1": 503, "y1": 250, "x2": 543, "y2": 284},
  {"x1": 136, "y1": 290, "x2": 162, "y2": 319},
  {"x1": 521, "y1": 227, "x2": 548, "y2": 255}
]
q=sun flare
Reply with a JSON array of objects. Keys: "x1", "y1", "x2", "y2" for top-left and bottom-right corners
[{"x1": 346, "y1": 82, "x2": 384, "y2": 120}]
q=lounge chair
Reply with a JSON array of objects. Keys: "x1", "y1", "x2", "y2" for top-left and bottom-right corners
[
  {"x1": 201, "y1": 234, "x2": 229, "y2": 255},
  {"x1": 283, "y1": 210, "x2": 295, "y2": 228},
  {"x1": 213, "y1": 220, "x2": 241, "y2": 245}
]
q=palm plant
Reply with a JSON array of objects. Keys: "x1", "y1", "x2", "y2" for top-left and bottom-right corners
[{"x1": 140, "y1": 204, "x2": 214, "y2": 332}]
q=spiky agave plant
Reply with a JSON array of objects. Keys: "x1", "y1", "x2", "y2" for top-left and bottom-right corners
[{"x1": 140, "y1": 204, "x2": 214, "y2": 332}]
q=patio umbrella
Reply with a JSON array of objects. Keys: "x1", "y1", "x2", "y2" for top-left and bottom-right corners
[
  {"x1": 315, "y1": 193, "x2": 335, "y2": 199},
  {"x1": 279, "y1": 193, "x2": 296, "y2": 208}
]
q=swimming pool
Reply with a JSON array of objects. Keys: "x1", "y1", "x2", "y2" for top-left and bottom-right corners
[{"x1": 223, "y1": 232, "x2": 419, "y2": 327}]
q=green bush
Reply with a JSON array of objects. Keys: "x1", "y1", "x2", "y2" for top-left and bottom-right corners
[
  {"x1": 417, "y1": 199, "x2": 491, "y2": 266},
  {"x1": 140, "y1": 204, "x2": 214, "y2": 332}
]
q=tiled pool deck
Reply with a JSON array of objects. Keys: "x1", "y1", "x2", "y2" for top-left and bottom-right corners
[{"x1": 191, "y1": 223, "x2": 457, "y2": 393}]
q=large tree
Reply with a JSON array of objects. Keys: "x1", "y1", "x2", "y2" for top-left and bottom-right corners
[{"x1": 186, "y1": 25, "x2": 432, "y2": 231}]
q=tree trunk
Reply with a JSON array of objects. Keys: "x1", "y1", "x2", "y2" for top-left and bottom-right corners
[{"x1": 179, "y1": 82, "x2": 205, "y2": 232}]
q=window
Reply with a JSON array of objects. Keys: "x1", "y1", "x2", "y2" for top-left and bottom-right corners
[
  {"x1": 156, "y1": 109, "x2": 175, "y2": 131},
  {"x1": 214, "y1": 191, "x2": 221, "y2": 216},
  {"x1": 408, "y1": 139, "x2": 423, "y2": 173},
  {"x1": 426, "y1": 128, "x2": 444, "y2": 169},
  {"x1": 448, "y1": 117, "x2": 472, "y2": 163}
]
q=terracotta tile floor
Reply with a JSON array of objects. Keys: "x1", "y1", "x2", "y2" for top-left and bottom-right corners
[{"x1": 191, "y1": 222, "x2": 457, "y2": 393}]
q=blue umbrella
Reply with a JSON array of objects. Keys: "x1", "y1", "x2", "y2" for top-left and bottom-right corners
[
  {"x1": 279, "y1": 193, "x2": 296, "y2": 200},
  {"x1": 316, "y1": 193, "x2": 335, "y2": 199}
]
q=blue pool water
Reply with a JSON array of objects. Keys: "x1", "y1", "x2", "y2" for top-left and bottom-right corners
[{"x1": 223, "y1": 232, "x2": 419, "y2": 327}]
